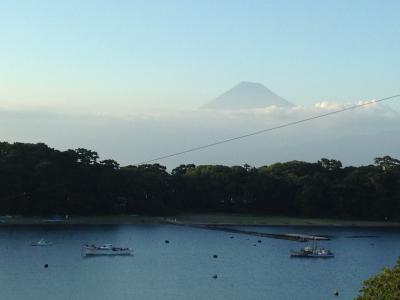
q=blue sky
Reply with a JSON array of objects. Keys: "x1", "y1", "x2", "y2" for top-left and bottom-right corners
[{"x1": 1, "y1": 0, "x2": 399, "y2": 112}]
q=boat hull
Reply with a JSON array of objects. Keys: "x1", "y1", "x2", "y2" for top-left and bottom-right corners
[
  {"x1": 290, "y1": 253, "x2": 334, "y2": 258},
  {"x1": 290, "y1": 250, "x2": 334, "y2": 258}
]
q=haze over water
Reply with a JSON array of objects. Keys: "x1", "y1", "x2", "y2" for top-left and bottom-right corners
[{"x1": 1, "y1": 225, "x2": 399, "y2": 300}]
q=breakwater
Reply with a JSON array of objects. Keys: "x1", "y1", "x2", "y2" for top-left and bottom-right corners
[{"x1": 165, "y1": 221, "x2": 330, "y2": 242}]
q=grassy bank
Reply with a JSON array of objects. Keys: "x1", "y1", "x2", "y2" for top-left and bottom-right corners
[
  {"x1": 172, "y1": 214, "x2": 400, "y2": 227},
  {"x1": 1, "y1": 213, "x2": 400, "y2": 227}
]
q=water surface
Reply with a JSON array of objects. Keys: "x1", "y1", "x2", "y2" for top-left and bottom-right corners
[{"x1": 0, "y1": 225, "x2": 399, "y2": 300}]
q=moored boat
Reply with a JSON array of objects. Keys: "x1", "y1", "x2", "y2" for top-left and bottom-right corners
[
  {"x1": 290, "y1": 239, "x2": 334, "y2": 258},
  {"x1": 31, "y1": 238, "x2": 52, "y2": 246},
  {"x1": 82, "y1": 244, "x2": 133, "y2": 256}
]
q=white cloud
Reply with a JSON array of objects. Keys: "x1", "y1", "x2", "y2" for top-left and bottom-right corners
[{"x1": 0, "y1": 101, "x2": 399, "y2": 168}]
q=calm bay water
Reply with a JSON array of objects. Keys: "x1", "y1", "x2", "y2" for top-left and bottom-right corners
[{"x1": 0, "y1": 225, "x2": 399, "y2": 300}]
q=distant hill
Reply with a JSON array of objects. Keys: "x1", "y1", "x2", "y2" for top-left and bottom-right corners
[{"x1": 202, "y1": 81, "x2": 293, "y2": 109}]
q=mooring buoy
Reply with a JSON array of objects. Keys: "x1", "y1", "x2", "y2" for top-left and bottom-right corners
[{"x1": 44, "y1": 264, "x2": 48, "y2": 268}]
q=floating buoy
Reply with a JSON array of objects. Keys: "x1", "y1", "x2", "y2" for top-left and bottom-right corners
[
  {"x1": 213, "y1": 254, "x2": 218, "y2": 258},
  {"x1": 230, "y1": 236, "x2": 234, "y2": 239},
  {"x1": 333, "y1": 290, "x2": 339, "y2": 296},
  {"x1": 258, "y1": 240, "x2": 262, "y2": 243},
  {"x1": 44, "y1": 264, "x2": 48, "y2": 268},
  {"x1": 212, "y1": 274, "x2": 218, "y2": 279},
  {"x1": 165, "y1": 240, "x2": 170, "y2": 244}
]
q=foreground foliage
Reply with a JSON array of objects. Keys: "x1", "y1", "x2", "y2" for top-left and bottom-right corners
[
  {"x1": 0, "y1": 142, "x2": 400, "y2": 219},
  {"x1": 356, "y1": 259, "x2": 400, "y2": 300}
]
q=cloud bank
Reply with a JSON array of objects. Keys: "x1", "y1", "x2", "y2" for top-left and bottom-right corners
[{"x1": 0, "y1": 101, "x2": 399, "y2": 169}]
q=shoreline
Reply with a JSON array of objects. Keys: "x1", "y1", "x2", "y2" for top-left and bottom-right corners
[{"x1": 1, "y1": 214, "x2": 400, "y2": 227}]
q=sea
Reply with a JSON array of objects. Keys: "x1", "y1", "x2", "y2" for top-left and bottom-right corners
[{"x1": 0, "y1": 225, "x2": 399, "y2": 300}]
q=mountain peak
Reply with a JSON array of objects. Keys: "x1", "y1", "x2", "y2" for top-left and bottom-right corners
[{"x1": 202, "y1": 82, "x2": 293, "y2": 109}]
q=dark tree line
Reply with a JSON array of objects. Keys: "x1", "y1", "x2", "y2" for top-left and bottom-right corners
[{"x1": 0, "y1": 142, "x2": 399, "y2": 220}]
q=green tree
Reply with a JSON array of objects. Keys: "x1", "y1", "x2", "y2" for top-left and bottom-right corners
[
  {"x1": 318, "y1": 158, "x2": 343, "y2": 171},
  {"x1": 100, "y1": 159, "x2": 120, "y2": 170},
  {"x1": 171, "y1": 164, "x2": 195, "y2": 176},
  {"x1": 75, "y1": 148, "x2": 99, "y2": 165},
  {"x1": 374, "y1": 156, "x2": 400, "y2": 171},
  {"x1": 355, "y1": 258, "x2": 400, "y2": 300}
]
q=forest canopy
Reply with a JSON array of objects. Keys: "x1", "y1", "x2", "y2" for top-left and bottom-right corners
[{"x1": 0, "y1": 142, "x2": 399, "y2": 218}]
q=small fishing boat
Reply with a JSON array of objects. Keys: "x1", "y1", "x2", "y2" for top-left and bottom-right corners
[
  {"x1": 290, "y1": 239, "x2": 334, "y2": 258},
  {"x1": 82, "y1": 244, "x2": 133, "y2": 257},
  {"x1": 31, "y1": 238, "x2": 52, "y2": 246}
]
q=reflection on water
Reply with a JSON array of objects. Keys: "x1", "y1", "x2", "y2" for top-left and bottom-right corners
[{"x1": 0, "y1": 225, "x2": 399, "y2": 300}]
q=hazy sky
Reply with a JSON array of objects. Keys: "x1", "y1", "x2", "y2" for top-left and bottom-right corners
[
  {"x1": 1, "y1": 0, "x2": 400, "y2": 113},
  {"x1": 1, "y1": 1, "x2": 400, "y2": 167}
]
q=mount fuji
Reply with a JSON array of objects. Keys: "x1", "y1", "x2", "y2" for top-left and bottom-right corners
[{"x1": 202, "y1": 81, "x2": 293, "y2": 109}]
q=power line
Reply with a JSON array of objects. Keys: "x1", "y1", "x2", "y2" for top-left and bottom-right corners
[{"x1": 136, "y1": 94, "x2": 400, "y2": 165}]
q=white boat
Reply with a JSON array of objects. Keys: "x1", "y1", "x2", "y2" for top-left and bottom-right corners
[
  {"x1": 290, "y1": 239, "x2": 334, "y2": 258},
  {"x1": 31, "y1": 238, "x2": 52, "y2": 246},
  {"x1": 82, "y1": 244, "x2": 133, "y2": 257}
]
